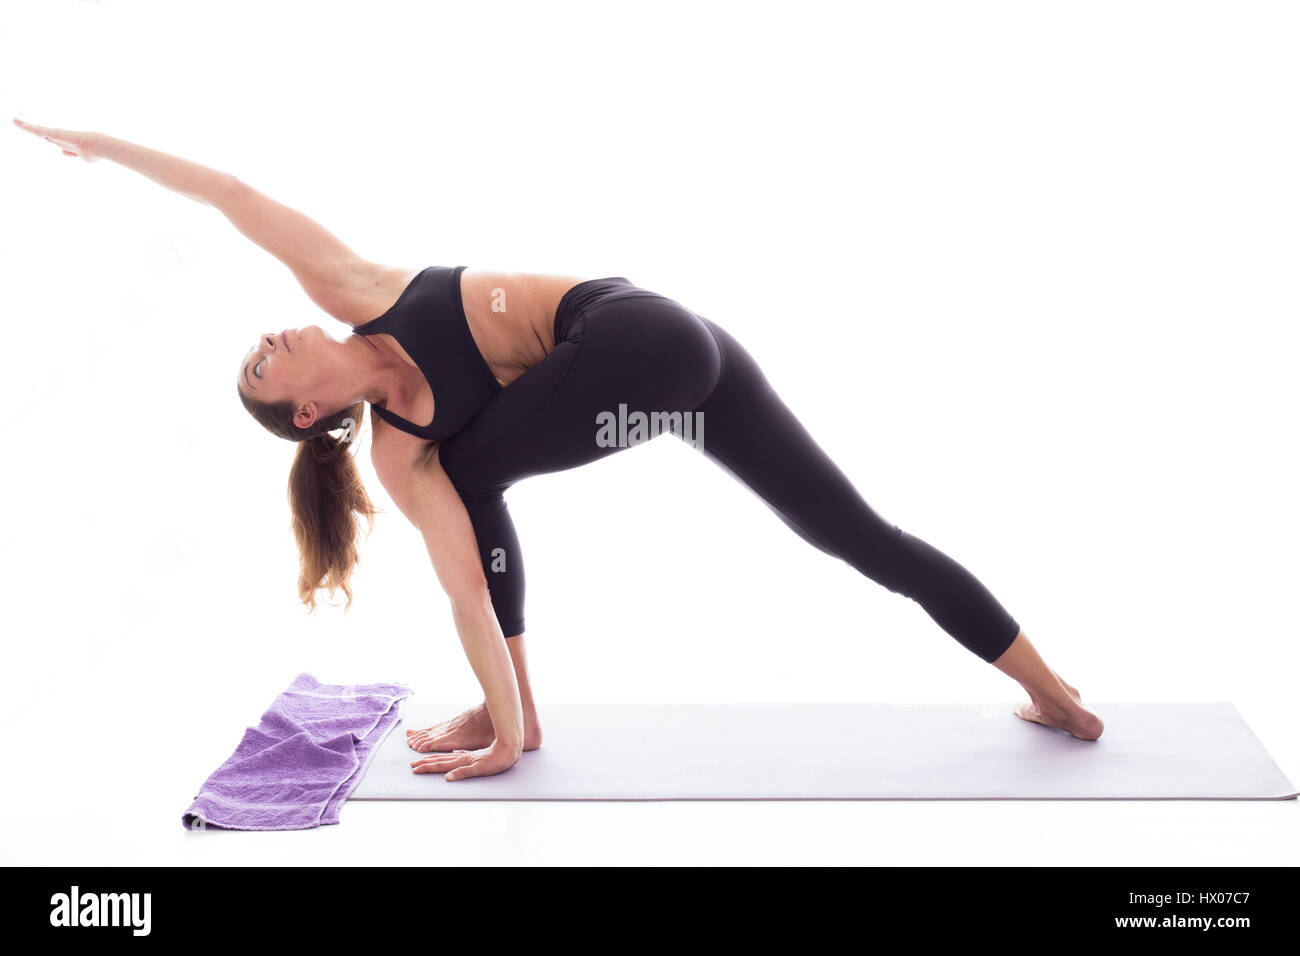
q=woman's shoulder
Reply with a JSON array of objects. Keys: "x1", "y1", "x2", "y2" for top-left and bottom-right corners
[
  {"x1": 342, "y1": 262, "x2": 430, "y2": 328},
  {"x1": 368, "y1": 407, "x2": 439, "y2": 474}
]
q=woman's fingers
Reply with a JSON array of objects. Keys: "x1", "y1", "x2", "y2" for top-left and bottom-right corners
[
  {"x1": 407, "y1": 744, "x2": 518, "y2": 780},
  {"x1": 14, "y1": 119, "x2": 58, "y2": 141},
  {"x1": 13, "y1": 119, "x2": 97, "y2": 161},
  {"x1": 410, "y1": 748, "x2": 470, "y2": 765},
  {"x1": 17, "y1": 120, "x2": 64, "y2": 141},
  {"x1": 445, "y1": 749, "x2": 517, "y2": 782},
  {"x1": 445, "y1": 757, "x2": 488, "y2": 782},
  {"x1": 410, "y1": 750, "x2": 473, "y2": 774}
]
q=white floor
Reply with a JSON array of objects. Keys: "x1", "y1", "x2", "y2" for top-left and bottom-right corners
[{"x1": 7, "y1": 790, "x2": 1298, "y2": 867}]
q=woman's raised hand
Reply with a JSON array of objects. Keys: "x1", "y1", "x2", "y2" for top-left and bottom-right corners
[
  {"x1": 13, "y1": 118, "x2": 101, "y2": 162},
  {"x1": 410, "y1": 739, "x2": 521, "y2": 782}
]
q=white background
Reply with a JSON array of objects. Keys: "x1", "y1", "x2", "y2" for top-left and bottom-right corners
[{"x1": 1, "y1": 0, "x2": 1296, "y2": 865}]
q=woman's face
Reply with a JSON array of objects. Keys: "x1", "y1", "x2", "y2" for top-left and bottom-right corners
[{"x1": 236, "y1": 325, "x2": 327, "y2": 406}]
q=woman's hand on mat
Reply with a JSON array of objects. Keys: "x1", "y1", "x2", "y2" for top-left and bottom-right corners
[
  {"x1": 12, "y1": 119, "x2": 101, "y2": 162},
  {"x1": 409, "y1": 738, "x2": 520, "y2": 781}
]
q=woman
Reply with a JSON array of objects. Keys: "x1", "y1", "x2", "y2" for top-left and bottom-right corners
[{"x1": 15, "y1": 119, "x2": 1105, "y2": 783}]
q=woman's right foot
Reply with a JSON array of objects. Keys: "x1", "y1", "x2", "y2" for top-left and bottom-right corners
[{"x1": 406, "y1": 700, "x2": 543, "y2": 753}]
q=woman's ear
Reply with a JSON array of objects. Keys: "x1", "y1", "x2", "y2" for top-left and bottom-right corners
[{"x1": 293, "y1": 401, "x2": 319, "y2": 431}]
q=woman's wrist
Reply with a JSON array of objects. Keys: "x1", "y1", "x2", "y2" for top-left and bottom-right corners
[
  {"x1": 491, "y1": 733, "x2": 524, "y2": 759},
  {"x1": 488, "y1": 707, "x2": 525, "y2": 756},
  {"x1": 90, "y1": 132, "x2": 116, "y2": 160},
  {"x1": 94, "y1": 134, "x2": 137, "y2": 167}
]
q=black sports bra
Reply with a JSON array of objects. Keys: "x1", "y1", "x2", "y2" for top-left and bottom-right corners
[{"x1": 352, "y1": 265, "x2": 502, "y2": 442}]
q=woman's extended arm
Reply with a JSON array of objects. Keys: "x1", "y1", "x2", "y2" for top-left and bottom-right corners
[
  {"x1": 372, "y1": 424, "x2": 525, "y2": 779},
  {"x1": 12, "y1": 119, "x2": 408, "y2": 325}
]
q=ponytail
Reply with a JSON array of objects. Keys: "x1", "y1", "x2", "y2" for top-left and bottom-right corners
[
  {"x1": 288, "y1": 426, "x2": 375, "y2": 611},
  {"x1": 238, "y1": 388, "x2": 375, "y2": 611}
]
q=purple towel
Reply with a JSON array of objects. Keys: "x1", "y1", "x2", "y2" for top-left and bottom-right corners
[{"x1": 182, "y1": 672, "x2": 412, "y2": 831}]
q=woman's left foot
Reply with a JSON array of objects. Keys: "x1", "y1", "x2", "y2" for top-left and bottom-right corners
[{"x1": 1013, "y1": 697, "x2": 1104, "y2": 740}]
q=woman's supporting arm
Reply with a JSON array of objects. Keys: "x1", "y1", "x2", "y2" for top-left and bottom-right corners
[{"x1": 372, "y1": 422, "x2": 526, "y2": 775}]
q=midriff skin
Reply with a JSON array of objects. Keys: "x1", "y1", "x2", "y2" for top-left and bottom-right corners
[
  {"x1": 460, "y1": 270, "x2": 592, "y2": 384},
  {"x1": 363, "y1": 268, "x2": 591, "y2": 431}
]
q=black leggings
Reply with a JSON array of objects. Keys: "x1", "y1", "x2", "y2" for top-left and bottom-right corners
[{"x1": 436, "y1": 278, "x2": 1020, "y2": 663}]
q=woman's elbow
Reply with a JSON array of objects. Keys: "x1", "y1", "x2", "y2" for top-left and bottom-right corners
[{"x1": 446, "y1": 579, "x2": 493, "y2": 617}]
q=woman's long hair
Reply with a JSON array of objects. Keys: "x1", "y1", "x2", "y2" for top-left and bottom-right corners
[{"x1": 238, "y1": 391, "x2": 375, "y2": 611}]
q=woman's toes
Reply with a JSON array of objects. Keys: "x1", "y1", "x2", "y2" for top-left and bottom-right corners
[
  {"x1": 1013, "y1": 698, "x2": 1103, "y2": 740},
  {"x1": 1013, "y1": 701, "x2": 1044, "y2": 725}
]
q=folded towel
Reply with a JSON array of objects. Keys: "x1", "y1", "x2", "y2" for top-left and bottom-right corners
[{"x1": 182, "y1": 672, "x2": 412, "y2": 831}]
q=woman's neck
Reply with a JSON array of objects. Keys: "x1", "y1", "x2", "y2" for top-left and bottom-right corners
[{"x1": 341, "y1": 331, "x2": 407, "y2": 408}]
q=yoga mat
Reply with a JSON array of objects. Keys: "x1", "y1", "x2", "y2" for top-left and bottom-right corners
[{"x1": 349, "y1": 701, "x2": 1297, "y2": 801}]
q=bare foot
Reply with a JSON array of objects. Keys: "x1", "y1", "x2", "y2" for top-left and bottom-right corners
[
  {"x1": 406, "y1": 701, "x2": 543, "y2": 753},
  {"x1": 1013, "y1": 696, "x2": 1104, "y2": 740},
  {"x1": 1050, "y1": 669, "x2": 1081, "y2": 701}
]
